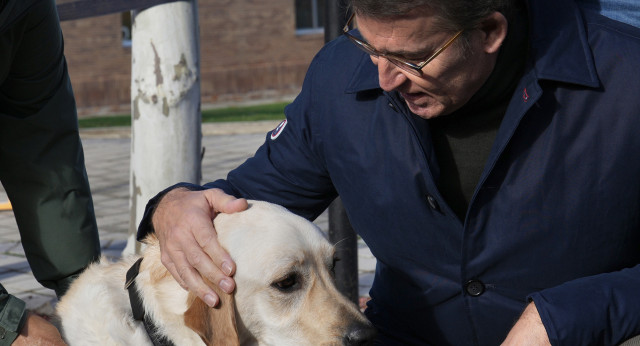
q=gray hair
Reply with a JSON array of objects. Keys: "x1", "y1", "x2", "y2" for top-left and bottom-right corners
[{"x1": 349, "y1": 0, "x2": 519, "y2": 32}]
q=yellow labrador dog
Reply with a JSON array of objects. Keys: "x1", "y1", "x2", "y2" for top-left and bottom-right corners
[{"x1": 56, "y1": 200, "x2": 375, "y2": 345}]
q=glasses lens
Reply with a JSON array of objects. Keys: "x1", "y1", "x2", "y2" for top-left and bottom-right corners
[
  {"x1": 347, "y1": 35, "x2": 422, "y2": 75},
  {"x1": 388, "y1": 59, "x2": 421, "y2": 76},
  {"x1": 346, "y1": 33, "x2": 422, "y2": 76}
]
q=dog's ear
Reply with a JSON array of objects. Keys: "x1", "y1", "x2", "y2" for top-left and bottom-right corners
[{"x1": 184, "y1": 283, "x2": 239, "y2": 346}]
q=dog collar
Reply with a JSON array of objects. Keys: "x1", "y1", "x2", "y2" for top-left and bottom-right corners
[{"x1": 125, "y1": 258, "x2": 177, "y2": 346}]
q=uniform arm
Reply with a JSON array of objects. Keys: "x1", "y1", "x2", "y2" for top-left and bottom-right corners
[{"x1": 0, "y1": 285, "x2": 26, "y2": 346}]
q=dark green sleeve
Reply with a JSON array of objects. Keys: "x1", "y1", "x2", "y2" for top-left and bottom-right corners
[
  {"x1": 0, "y1": 285, "x2": 26, "y2": 346},
  {"x1": 0, "y1": 0, "x2": 100, "y2": 297}
]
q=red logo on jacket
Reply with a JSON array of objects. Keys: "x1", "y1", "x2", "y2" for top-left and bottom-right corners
[{"x1": 270, "y1": 119, "x2": 287, "y2": 140}]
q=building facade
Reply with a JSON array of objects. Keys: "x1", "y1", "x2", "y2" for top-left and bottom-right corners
[{"x1": 57, "y1": 0, "x2": 326, "y2": 116}]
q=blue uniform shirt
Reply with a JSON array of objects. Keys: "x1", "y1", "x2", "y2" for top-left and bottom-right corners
[{"x1": 139, "y1": 0, "x2": 640, "y2": 344}]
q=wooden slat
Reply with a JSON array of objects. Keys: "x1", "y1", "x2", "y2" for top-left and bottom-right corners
[{"x1": 57, "y1": 0, "x2": 181, "y2": 21}]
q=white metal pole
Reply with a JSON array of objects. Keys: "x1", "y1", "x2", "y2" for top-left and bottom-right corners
[{"x1": 125, "y1": 0, "x2": 201, "y2": 255}]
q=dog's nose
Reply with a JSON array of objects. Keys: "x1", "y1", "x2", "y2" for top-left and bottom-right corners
[{"x1": 343, "y1": 322, "x2": 377, "y2": 346}]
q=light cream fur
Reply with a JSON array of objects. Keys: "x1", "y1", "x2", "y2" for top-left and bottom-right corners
[{"x1": 56, "y1": 200, "x2": 372, "y2": 345}]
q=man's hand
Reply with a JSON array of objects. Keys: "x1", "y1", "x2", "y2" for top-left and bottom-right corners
[
  {"x1": 151, "y1": 187, "x2": 248, "y2": 307},
  {"x1": 502, "y1": 301, "x2": 551, "y2": 346},
  {"x1": 13, "y1": 312, "x2": 66, "y2": 346}
]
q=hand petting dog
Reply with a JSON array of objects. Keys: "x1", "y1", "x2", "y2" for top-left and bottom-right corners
[{"x1": 152, "y1": 187, "x2": 247, "y2": 307}]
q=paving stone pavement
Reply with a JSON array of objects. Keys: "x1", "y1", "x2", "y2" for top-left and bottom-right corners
[{"x1": 0, "y1": 121, "x2": 375, "y2": 316}]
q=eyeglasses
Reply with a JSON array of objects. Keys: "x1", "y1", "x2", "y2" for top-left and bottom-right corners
[{"x1": 342, "y1": 12, "x2": 464, "y2": 76}]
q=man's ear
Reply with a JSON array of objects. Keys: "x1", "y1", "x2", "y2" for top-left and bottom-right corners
[
  {"x1": 478, "y1": 11, "x2": 509, "y2": 54},
  {"x1": 184, "y1": 283, "x2": 239, "y2": 346}
]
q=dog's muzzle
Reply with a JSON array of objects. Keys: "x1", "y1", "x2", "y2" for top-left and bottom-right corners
[{"x1": 343, "y1": 321, "x2": 377, "y2": 346}]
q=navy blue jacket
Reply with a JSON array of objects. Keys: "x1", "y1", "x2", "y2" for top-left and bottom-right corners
[{"x1": 140, "y1": 0, "x2": 640, "y2": 344}]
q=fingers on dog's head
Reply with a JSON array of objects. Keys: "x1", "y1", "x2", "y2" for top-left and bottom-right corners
[{"x1": 206, "y1": 189, "x2": 248, "y2": 215}]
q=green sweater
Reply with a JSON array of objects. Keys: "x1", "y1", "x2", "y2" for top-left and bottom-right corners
[{"x1": 428, "y1": 4, "x2": 529, "y2": 221}]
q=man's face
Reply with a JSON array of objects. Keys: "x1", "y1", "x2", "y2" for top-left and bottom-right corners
[{"x1": 356, "y1": 10, "x2": 500, "y2": 119}]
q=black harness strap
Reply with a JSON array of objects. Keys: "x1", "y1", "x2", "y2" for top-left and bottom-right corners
[{"x1": 125, "y1": 258, "x2": 176, "y2": 346}]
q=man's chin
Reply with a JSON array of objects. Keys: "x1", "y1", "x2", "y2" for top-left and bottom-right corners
[{"x1": 405, "y1": 100, "x2": 445, "y2": 119}]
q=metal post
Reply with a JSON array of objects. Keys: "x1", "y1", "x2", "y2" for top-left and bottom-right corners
[
  {"x1": 125, "y1": 0, "x2": 202, "y2": 255},
  {"x1": 324, "y1": 0, "x2": 350, "y2": 43},
  {"x1": 325, "y1": 0, "x2": 358, "y2": 305},
  {"x1": 328, "y1": 199, "x2": 359, "y2": 304}
]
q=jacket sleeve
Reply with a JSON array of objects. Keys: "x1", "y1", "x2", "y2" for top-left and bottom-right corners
[
  {"x1": 529, "y1": 265, "x2": 640, "y2": 345},
  {"x1": 0, "y1": 285, "x2": 26, "y2": 345},
  {"x1": 0, "y1": 0, "x2": 100, "y2": 298},
  {"x1": 206, "y1": 51, "x2": 338, "y2": 219}
]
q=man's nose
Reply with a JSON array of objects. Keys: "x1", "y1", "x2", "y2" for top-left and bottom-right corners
[{"x1": 375, "y1": 57, "x2": 408, "y2": 92}]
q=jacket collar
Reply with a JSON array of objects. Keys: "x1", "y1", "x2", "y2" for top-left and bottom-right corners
[
  {"x1": 344, "y1": 0, "x2": 600, "y2": 94},
  {"x1": 344, "y1": 47, "x2": 380, "y2": 94},
  {"x1": 527, "y1": 0, "x2": 599, "y2": 87}
]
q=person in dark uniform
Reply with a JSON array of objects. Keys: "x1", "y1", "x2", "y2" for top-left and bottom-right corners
[{"x1": 0, "y1": 0, "x2": 100, "y2": 344}]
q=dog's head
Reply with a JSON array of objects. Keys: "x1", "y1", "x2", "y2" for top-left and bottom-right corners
[{"x1": 184, "y1": 200, "x2": 375, "y2": 345}]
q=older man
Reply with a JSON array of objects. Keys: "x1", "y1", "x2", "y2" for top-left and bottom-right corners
[{"x1": 142, "y1": 0, "x2": 640, "y2": 344}]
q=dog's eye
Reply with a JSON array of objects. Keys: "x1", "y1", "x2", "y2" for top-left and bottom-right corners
[{"x1": 272, "y1": 273, "x2": 300, "y2": 292}]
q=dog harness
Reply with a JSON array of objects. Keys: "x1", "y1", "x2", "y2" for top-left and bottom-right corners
[{"x1": 125, "y1": 258, "x2": 177, "y2": 346}]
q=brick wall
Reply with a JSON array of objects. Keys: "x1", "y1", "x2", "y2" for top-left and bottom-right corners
[{"x1": 58, "y1": 0, "x2": 325, "y2": 116}]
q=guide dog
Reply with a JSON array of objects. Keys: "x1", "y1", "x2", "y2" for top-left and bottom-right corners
[{"x1": 56, "y1": 200, "x2": 375, "y2": 345}]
